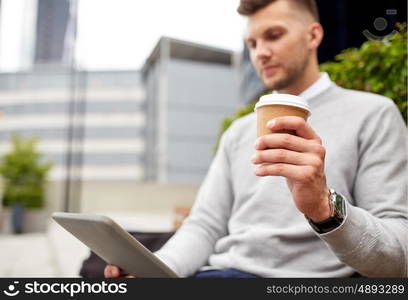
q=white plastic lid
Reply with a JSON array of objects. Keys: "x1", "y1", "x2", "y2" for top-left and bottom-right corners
[{"x1": 254, "y1": 93, "x2": 310, "y2": 114}]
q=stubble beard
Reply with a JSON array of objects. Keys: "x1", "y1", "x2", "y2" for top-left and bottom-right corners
[{"x1": 262, "y1": 52, "x2": 310, "y2": 91}]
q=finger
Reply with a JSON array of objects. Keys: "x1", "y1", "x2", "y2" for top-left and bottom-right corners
[
  {"x1": 104, "y1": 265, "x2": 111, "y2": 278},
  {"x1": 255, "y1": 133, "x2": 319, "y2": 153},
  {"x1": 104, "y1": 265, "x2": 120, "y2": 278},
  {"x1": 267, "y1": 116, "x2": 320, "y2": 141},
  {"x1": 254, "y1": 163, "x2": 317, "y2": 182},
  {"x1": 251, "y1": 149, "x2": 320, "y2": 166}
]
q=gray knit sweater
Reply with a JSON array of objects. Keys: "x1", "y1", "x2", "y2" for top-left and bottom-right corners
[{"x1": 155, "y1": 84, "x2": 408, "y2": 277}]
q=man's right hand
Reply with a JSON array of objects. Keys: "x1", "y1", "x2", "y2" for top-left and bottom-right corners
[{"x1": 104, "y1": 264, "x2": 137, "y2": 278}]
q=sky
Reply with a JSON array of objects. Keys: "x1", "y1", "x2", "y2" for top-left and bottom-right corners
[{"x1": 0, "y1": 0, "x2": 246, "y2": 71}]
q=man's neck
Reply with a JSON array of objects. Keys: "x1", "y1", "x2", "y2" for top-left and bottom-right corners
[{"x1": 277, "y1": 62, "x2": 321, "y2": 96}]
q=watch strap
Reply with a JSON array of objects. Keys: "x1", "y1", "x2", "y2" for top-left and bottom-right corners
[{"x1": 307, "y1": 189, "x2": 346, "y2": 234}]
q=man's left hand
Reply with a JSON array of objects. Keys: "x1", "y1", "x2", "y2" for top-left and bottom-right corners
[{"x1": 251, "y1": 116, "x2": 330, "y2": 222}]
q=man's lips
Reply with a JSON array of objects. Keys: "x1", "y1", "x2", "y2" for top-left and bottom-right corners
[{"x1": 261, "y1": 65, "x2": 280, "y2": 77}]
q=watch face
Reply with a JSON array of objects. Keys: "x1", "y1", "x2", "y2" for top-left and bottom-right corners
[
  {"x1": 333, "y1": 192, "x2": 347, "y2": 217},
  {"x1": 308, "y1": 190, "x2": 346, "y2": 234}
]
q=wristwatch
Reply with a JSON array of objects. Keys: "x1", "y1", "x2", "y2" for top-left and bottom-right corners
[{"x1": 306, "y1": 189, "x2": 347, "y2": 234}]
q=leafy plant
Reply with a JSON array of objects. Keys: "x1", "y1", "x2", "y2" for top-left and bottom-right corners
[
  {"x1": 321, "y1": 23, "x2": 407, "y2": 122},
  {"x1": 216, "y1": 23, "x2": 407, "y2": 149},
  {"x1": 0, "y1": 135, "x2": 52, "y2": 208}
]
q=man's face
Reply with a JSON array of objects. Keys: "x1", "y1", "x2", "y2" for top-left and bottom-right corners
[{"x1": 245, "y1": 0, "x2": 315, "y2": 90}]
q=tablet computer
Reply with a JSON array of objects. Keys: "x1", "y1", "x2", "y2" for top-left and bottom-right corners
[{"x1": 52, "y1": 212, "x2": 178, "y2": 278}]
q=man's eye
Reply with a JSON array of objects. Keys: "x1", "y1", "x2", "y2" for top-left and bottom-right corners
[{"x1": 268, "y1": 33, "x2": 282, "y2": 40}]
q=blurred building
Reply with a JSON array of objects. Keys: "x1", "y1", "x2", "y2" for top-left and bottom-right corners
[
  {"x1": 143, "y1": 37, "x2": 239, "y2": 183},
  {"x1": 34, "y1": 0, "x2": 70, "y2": 66},
  {"x1": 0, "y1": 37, "x2": 240, "y2": 215},
  {"x1": 0, "y1": 0, "x2": 70, "y2": 71},
  {"x1": 0, "y1": 70, "x2": 144, "y2": 182},
  {"x1": 0, "y1": 37, "x2": 240, "y2": 188}
]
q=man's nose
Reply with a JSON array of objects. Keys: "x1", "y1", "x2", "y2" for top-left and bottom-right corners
[{"x1": 254, "y1": 41, "x2": 272, "y2": 61}]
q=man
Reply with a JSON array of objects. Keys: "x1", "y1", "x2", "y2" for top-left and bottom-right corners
[{"x1": 106, "y1": 0, "x2": 407, "y2": 277}]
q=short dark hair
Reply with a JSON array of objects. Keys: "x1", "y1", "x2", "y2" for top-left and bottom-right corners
[{"x1": 237, "y1": 0, "x2": 319, "y2": 22}]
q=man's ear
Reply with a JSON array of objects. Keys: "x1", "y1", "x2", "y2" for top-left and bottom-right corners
[{"x1": 307, "y1": 22, "x2": 324, "y2": 50}]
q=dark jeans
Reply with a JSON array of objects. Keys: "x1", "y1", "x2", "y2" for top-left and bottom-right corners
[
  {"x1": 192, "y1": 269, "x2": 363, "y2": 278},
  {"x1": 192, "y1": 268, "x2": 259, "y2": 278}
]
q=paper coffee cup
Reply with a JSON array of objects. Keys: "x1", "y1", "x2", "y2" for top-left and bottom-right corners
[{"x1": 255, "y1": 94, "x2": 310, "y2": 137}]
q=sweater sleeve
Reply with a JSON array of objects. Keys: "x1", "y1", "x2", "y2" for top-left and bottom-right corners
[
  {"x1": 154, "y1": 129, "x2": 234, "y2": 277},
  {"x1": 318, "y1": 101, "x2": 408, "y2": 277}
]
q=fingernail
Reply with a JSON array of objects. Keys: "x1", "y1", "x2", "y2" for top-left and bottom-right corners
[
  {"x1": 251, "y1": 155, "x2": 256, "y2": 163},
  {"x1": 267, "y1": 120, "x2": 276, "y2": 128},
  {"x1": 254, "y1": 166, "x2": 262, "y2": 175},
  {"x1": 254, "y1": 141, "x2": 259, "y2": 148}
]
